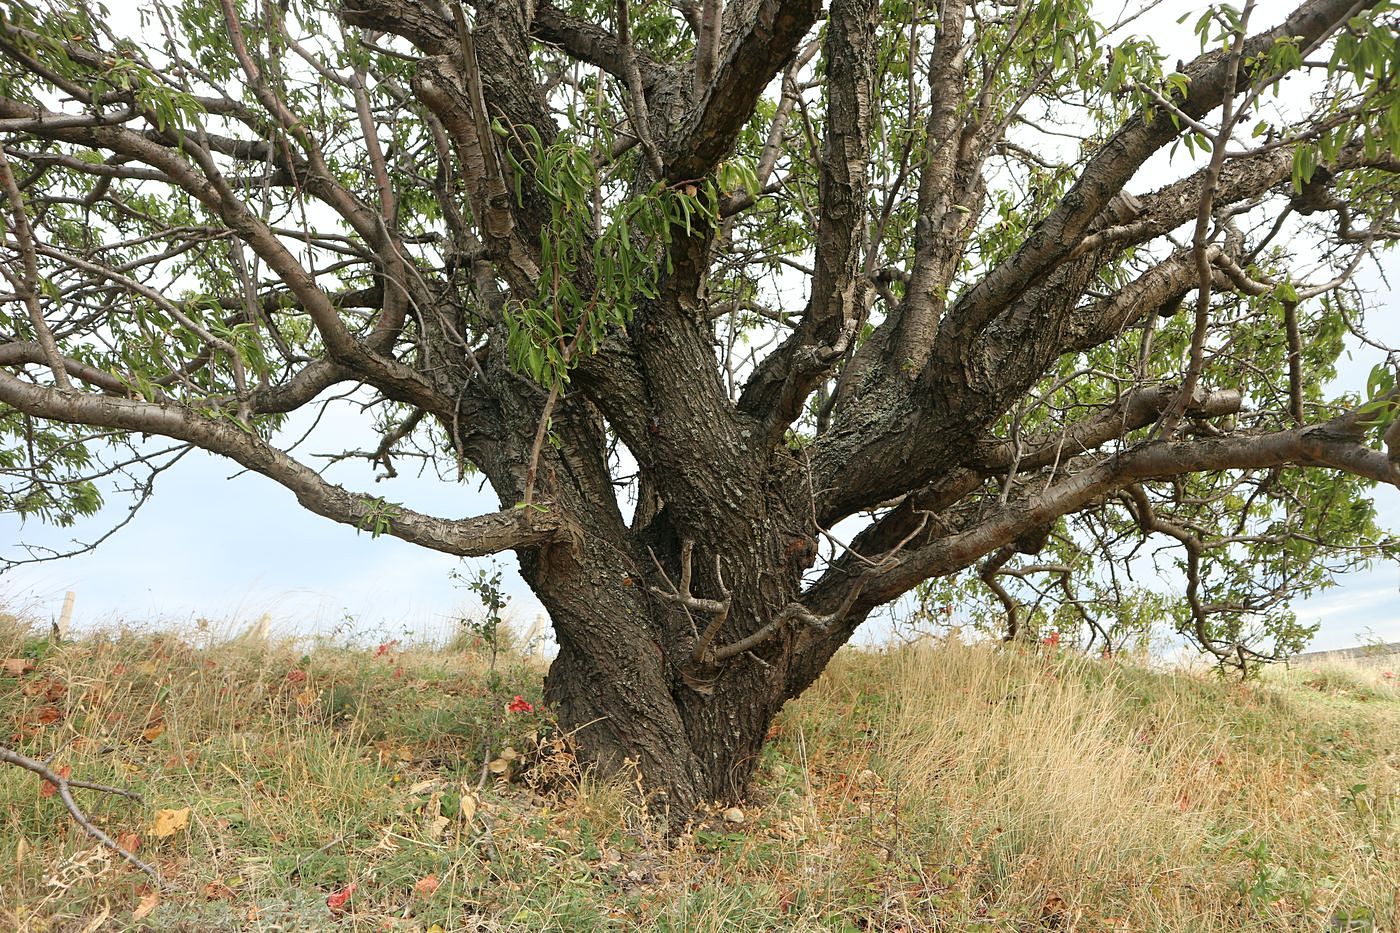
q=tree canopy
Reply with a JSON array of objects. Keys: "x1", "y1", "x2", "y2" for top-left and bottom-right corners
[{"x1": 2, "y1": 0, "x2": 1399, "y2": 810}]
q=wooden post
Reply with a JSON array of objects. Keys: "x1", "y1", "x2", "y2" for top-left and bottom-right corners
[{"x1": 52, "y1": 591, "x2": 75, "y2": 642}]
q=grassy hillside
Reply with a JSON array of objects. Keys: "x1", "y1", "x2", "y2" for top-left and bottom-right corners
[{"x1": 1, "y1": 610, "x2": 1396, "y2": 932}]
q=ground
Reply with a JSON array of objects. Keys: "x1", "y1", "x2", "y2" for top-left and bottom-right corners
[{"x1": 1, "y1": 608, "x2": 1397, "y2": 931}]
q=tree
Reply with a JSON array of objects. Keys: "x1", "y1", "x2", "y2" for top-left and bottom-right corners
[{"x1": 1, "y1": 0, "x2": 1398, "y2": 818}]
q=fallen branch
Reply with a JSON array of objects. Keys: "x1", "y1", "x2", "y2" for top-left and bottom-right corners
[{"x1": 0, "y1": 744, "x2": 162, "y2": 884}]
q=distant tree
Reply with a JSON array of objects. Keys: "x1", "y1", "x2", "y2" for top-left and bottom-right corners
[{"x1": 1, "y1": 0, "x2": 1397, "y2": 816}]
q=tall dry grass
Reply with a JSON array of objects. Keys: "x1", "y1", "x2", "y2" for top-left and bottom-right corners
[{"x1": 778, "y1": 637, "x2": 1400, "y2": 930}]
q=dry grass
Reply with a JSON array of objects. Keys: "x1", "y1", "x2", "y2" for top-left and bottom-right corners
[
  {"x1": 776, "y1": 638, "x2": 1399, "y2": 930},
  {"x1": 1, "y1": 611, "x2": 1396, "y2": 931}
]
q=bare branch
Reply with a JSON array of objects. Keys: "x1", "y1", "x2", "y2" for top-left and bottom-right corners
[
  {"x1": 0, "y1": 744, "x2": 162, "y2": 884},
  {"x1": 0, "y1": 370, "x2": 564, "y2": 558}
]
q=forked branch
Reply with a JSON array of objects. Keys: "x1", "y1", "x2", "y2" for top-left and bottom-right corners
[
  {"x1": 647, "y1": 541, "x2": 733, "y2": 661},
  {"x1": 0, "y1": 745, "x2": 161, "y2": 884}
]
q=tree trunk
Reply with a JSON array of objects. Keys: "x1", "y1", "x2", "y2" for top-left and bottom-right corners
[
  {"x1": 502, "y1": 416, "x2": 818, "y2": 819},
  {"x1": 522, "y1": 549, "x2": 796, "y2": 819}
]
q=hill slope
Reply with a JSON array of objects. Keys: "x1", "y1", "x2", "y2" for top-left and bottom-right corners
[{"x1": 1, "y1": 614, "x2": 1396, "y2": 931}]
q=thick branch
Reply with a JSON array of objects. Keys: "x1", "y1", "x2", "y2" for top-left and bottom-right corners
[
  {"x1": 533, "y1": 0, "x2": 661, "y2": 83},
  {"x1": 737, "y1": 0, "x2": 876, "y2": 438},
  {"x1": 666, "y1": 0, "x2": 821, "y2": 181},
  {"x1": 939, "y1": 0, "x2": 1377, "y2": 348},
  {"x1": 0, "y1": 371, "x2": 565, "y2": 558},
  {"x1": 804, "y1": 417, "x2": 1396, "y2": 636},
  {"x1": 972, "y1": 385, "x2": 1243, "y2": 474}
]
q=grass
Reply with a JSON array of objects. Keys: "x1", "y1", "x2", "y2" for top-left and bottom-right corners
[{"x1": 0, "y1": 609, "x2": 1396, "y2": 932}]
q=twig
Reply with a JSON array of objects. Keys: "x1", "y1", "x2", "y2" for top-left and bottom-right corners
[
  {"x1": 0, "y1": 745, "x2": 162, "y2": 884},
  {"x1": 0, "y1": 143, "x2": 72, "y2": 391},
  {"x1": 1159, "y1": 0, "x2": 1256, "y2": 438},
  {"x1": 647, "y1": 540, "x2": 733, "y2": 662},
  {"x1": 712, "y1": 578, "x2": 868, "y2": 662}
]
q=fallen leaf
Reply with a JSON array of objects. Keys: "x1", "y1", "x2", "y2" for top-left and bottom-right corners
[
  {"x1": 429, "y1": 814, "x2": 451, "y2": 839},
  {"x1": 142, "y1": 721, "x2": 166, "y2": 742},
  {"x1": 326, "y1": 881, "x2": 356, "y2": 915},
  {"x1": 203, "y1": 880, "x2": 235, "y2": 901},
  {"x1": 295, "y1": 687, "x2": 318, "y2": 709},
  {"x1": 115, "y1": 831, "x2": 141, "y2": 853},
  {"x1": 40, "y1": 765, "x2": 72, "y2": 798},
  {"x1": 1, "y1": 657, "x2": 35, "y2": 677},
  {"x1": 36, "y1": 706, "x2": 62, "y2": 725},
  {"x1": 722, "y1": 806, "x2": 745, "y2": 824},
  {"x1": 458, "y1": 789, "x2": 478, "y2": 824},
  {"x1": 426, "y1": 925, "x2": 446, "y2": 933},
  {"x1": 414, "y1": 873, "x2": 440, "y2": 896},
  {"x1": 152, "y1": 807, "x2": 191, "y2": 838},
  {"x1": 132, "y1": 891, "x2": 160, "y2": 920}
]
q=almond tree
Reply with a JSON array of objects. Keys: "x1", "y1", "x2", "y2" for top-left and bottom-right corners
[{"x1": 1, "y1": 0, "x2": 1397, "y2": 817}]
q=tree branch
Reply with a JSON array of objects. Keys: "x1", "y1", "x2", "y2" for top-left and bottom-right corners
[
  {"x1": 737, "y1": 0, "x2": 876, "y2": 440},
  {"x1": 0, "y1": 370, "x2": 565, "y2": 558},
  {"x1": 666, "y1": 0, "x2": 821, "y2": 181},
  {"x1": 0, "y1": 744, "x2": 161, "y2": 884},
  {"x1": 938, "y1": 0, "x2": 1379, "y2": 350}
]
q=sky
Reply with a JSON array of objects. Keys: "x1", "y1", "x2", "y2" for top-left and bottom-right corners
[{"x1": 1, "y1": 0, "x2": 1397, "y2": 653}]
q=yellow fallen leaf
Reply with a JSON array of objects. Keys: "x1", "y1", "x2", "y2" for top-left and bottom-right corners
[
  {"x1": 370, "y1": 829, "x2": 400, "y2": 853},
  {"x1": 132, "y1": 891, "x2": 160, "y2": 920},
  {"x1": 429, "y1": 814, "x2": 451, "y2": 839},
  {"x1": 152, "y1": 807, "x2": 190, "y2": 838},
  {"x1": 295, "y1": 687, "x2": 318, "y2": 709},
  {"x1": 427, "y1": 925, "x2": 446, "y2": 933},
  {"x1": 458, "y1": 789, "x2": 478, "y2": 824}
]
